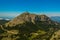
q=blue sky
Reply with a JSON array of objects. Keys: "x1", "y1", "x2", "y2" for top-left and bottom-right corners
[{"x1": 0, "y1": 0, "x2": 60, "y2": 18}]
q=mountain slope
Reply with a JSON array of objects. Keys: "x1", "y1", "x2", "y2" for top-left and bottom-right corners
[
  {"x1": 50, "y1": 30, "x2": 60, "y2": 40},
  {"x1": 5, "y1": 12, "x2": 57, "y2": 27},
  {"x1": 0, "y1": 12, "x2": 60, "y2": 40}
]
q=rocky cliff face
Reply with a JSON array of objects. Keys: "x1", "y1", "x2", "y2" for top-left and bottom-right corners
[{"x1": 5, "y1": 12, "x2": 56, "y2": 27}]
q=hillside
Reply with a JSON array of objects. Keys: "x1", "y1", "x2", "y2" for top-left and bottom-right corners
[
  {"x1": 50, "y1": 30, "x2": 60, "y2": 40},
  {"x1": 0, "y1": 12, "x2": 60, "y2": 40},
  {"x1": 0, "y1": 20, "x2": 9, "y2": 25}
]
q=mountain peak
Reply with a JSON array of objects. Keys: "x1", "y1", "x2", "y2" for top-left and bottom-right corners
[
  {"x1": 20, "y1": 12, "x2": 30, "y2": 16},
  {"x1": 5, "y1": 12, "x2": 52, "y2": 27}
]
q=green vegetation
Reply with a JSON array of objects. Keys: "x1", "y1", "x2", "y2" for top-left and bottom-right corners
[{"x1": 0, "y1": 21, "x2": 59, "y2": 40}]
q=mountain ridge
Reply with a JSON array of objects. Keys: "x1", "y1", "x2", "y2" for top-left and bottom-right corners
[
  {"x1": 5, "y1": 12, "x2": 55, "y2": 27},
  {"x1": 0, "y1": 12, "x2": 60, "y2": 40}
]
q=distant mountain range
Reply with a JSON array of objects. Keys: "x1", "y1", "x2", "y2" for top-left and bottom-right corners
[
  {"x1": 0, "y1": 16, "x2": 14, "y2": 20},
  {"x1": 0, "y1": 18, "x2": 10, "y2": 25},
  {"x1": 50, "y1": 16, "x2": 60, "y2": 23},
  {"x1": 0, "y1": 18, "x2": 10, "y2": 21}
]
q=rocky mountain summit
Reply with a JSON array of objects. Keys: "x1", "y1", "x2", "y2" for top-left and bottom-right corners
[
  {"x1": 5, "y1": 12, "x2": 54, "y2": 27},
  {"x1": 0, "y1": 12, "x2": 60, "y2": 40}
]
